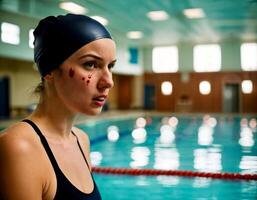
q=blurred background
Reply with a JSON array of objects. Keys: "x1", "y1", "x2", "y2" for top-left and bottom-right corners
[
  {"x1": 0, "y1": 0, "x2": 257, "y2": 119},
  {"x1": 1, "y1": 2, "x2": 257, "y2": 199}
]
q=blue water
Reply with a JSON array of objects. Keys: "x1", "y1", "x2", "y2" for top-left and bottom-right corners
[
  {"x1": 79, "y1": 115, "x2": 257, "y2": 200},
  {"x1": 93, "y1": 174, "x2": 257, "y2": 200}
]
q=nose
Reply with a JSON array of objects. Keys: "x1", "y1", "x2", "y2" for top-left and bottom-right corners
[{"x1": 97, "y1": 68, "x2": 114, "y2": 90}]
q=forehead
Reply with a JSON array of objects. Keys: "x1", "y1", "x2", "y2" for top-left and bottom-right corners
[{"x1": 73, "y1": 38, "x2": 116, "y2": 60}]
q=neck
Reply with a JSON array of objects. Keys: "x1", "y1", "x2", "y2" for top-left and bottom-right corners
[{"x1": 29, "y1": 95, "x2": 77, "y2": 140}]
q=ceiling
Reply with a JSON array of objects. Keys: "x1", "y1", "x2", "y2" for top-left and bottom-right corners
[{"x1": 1, "y1": 0, "x2": 257, "y2": 47}]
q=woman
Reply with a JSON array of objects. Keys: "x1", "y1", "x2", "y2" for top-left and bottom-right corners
[{"x1": 0, "y1": 13, "x2": 116, "y2": 200}]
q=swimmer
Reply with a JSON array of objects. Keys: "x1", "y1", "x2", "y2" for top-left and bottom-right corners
[{"x1": 0, "y1": 13, "x2": 116, "y2": 200}]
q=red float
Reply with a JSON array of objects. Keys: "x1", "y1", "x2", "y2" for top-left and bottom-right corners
[{"x1": 92, "y1": 167, "x2": 257, "y2": 181}]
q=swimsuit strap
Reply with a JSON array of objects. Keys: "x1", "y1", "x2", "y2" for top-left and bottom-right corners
[
  {"x1": 71, "y1": 131, "x2": 91, "y2": 169},
  {"x1": 22, "y1": 119, "x2": 102, "y2": 200},
  {"x1": 22, "y1": 119, "x2": 63, "y2": 172},
  {"x1": 22, "y1": 119, "x2": 91, "y2": 171}
]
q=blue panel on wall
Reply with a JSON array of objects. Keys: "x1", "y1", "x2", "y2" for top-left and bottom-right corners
[{"x1": 129, "y1": 47, "x2": 138, "y2": 64}]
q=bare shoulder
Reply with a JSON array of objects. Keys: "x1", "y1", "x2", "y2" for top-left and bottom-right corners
[
  {"x1": 0, "y1": 122, "x2": 46, "y2": 199},
  {"x1": 0, "y1": 122, "x2": 40, "y2": 154},
  {"x1": 0, "y1": 121, "x2": 44, "y2": 173}
]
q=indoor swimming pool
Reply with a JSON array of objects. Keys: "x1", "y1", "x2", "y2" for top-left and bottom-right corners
[{"x1": 77, "y1": 114, "x2": 257, "y2": 200}]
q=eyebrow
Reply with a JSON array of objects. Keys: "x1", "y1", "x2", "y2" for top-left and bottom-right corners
[{"x1": 79, "y1": 53, "x2": 117, "y2": 63}]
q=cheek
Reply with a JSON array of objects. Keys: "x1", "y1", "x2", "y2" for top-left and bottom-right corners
[
  {"x1": 61, "y1": 68, "x2": 83, "y2": 91},
  {"x1": 67, "y1": 68, "x2": 85, "y2": 86},
  {"x1": 65, "y1": 67, "x2": 95, "y2": 89},
  {"x1": 81, "y1": 73, "x2": 93, "y2": 86}
]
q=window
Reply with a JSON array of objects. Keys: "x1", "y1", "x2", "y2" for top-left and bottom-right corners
[
  {"x1": 152, "y1": 46, "x2": 178, "y2": 73},
  {"x1": 241, "y1": 43, "x2": 257, "y2": 71},
  {"x1": 29, "y1": 29, "x2": 34, "y2": 48},
  {"x1": 199, "y1": 81, "x2": 211, "y2": 95},
  {"x1": 161, "y1": 81, "x2": 173, "y2": 95},
  {"x1": 1, "y1": 22, "x2": 20, "y2": 45},
  {"x1": 193, "y1": 44, "x2": 221, "y2": 72}
]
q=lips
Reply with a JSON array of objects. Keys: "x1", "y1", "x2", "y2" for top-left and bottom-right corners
[{"x1": 92, "y1": 95, "x2": 107, "y2": 106}]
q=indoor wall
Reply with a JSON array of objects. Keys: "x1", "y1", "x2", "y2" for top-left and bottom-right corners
[{"x1": 144, "y1": 72, "x2": 257, "y2": 113}]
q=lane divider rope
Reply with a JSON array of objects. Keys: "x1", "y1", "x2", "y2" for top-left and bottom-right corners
[{"x1": 92, "y1": 167, "x2": 257, "y2": 181}]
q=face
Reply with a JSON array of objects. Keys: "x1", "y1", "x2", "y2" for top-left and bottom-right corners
[{"x1": 52, "y1": 38, "x2": 116, "y2": 115}]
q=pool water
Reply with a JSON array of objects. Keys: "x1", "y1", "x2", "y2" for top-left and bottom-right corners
[
  {"x1": 93, "y1": 174, "x2": 257, "y2": 200},
  {"x1": 79, "y1": 115, "x2": 257, "y2": 200}
]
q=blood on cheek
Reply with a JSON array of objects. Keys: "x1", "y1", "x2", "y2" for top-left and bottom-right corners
[
  {"x1": 82, "y1": 74, "x2": 93, "y2": 86},
  {"x1": 69, "y1": 68, "x2": 75, "y2": 78},
  {"x1": 68, "y1": 68, "x2": 93, "y2": 86}
]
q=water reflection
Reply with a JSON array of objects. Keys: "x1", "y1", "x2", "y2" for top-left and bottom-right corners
[
  {"x1": 198, "y1": 125, "x2": 214, "y2": 145},
  {"x1": 194, "y1": 148, "x2": 222, "y2": 172},
  {"x1": 136, "y1": 117, "x2": 147, "y2": 128},
  {"x1": 158, "y1": 116, "x2": 178, "y2": 145},
  {"x1": 239, "y1": 156, "x2": 257, "y2": 173},
  {"x1": 193, "y1": 177, "x2": 211, "y2": 188},
  {"x1": 161, "y1": 116, "x2": 179, "y2": 127},
  {"x1": 130, "y1": 146, "x2": 150, "y2": 168},
  {"x1": 249, "y1": 118, "x2": 257, "y2": 131},
  {"x1": 239, "y1": 127, "x2": 254, "y2": 147},
  {"x1": 90, "y1": 151, "x2": 103, "y2": 166},
  {"x1": 131, "y1": 117, "x2": 148, "y2": 144},
  {"x1": 136, "y1": 176, "x2": 150, "y2": 186},
  {"x1": 160, "y1": 125, "x2": 175, "y2": 144},
  {"x1": 156, "y1": 176, "x2": 180, "y2": 186},
  {"x1": 153, "y1": 117, "x2": 180, "y2": 170},
  {"x1": 239, "y1": 118, "x2": 255, "y2": 148},
  {"x1": 154, "y1": 147, "x2": 180, "y2": 170},
  {"x1": 240, "y1": 118, "x2": 248, "y2": 128},
  {"x1": 107, "y1": 125, "x2": 119, "y2": 142},
  {"x1": 197, "y1": 115, "x2": 217, "y2": 146},
  {"x1": 132, "y1": 128, "x2": 147, "y2": 144},
  {"x1": 168, "y1": 116, "x2": 178, "y2": 127}
]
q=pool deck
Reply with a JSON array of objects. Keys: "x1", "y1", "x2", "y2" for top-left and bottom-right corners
[{"x1": 1, "y1": 110, "x2": 256, "y2": 130}]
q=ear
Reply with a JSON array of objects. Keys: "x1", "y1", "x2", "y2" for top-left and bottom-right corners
[{"x1": 43, "y1": 72, "x2": 54, "y2": 82}]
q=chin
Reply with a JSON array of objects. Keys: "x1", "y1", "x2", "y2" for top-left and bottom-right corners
[{"x1": 82, "y1": 108, "x2": 103, "y2": 116}]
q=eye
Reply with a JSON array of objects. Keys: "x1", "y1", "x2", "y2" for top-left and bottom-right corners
[
  {"x1": 82, "y1": 61, "x2": 97, "y2": 69},
  {"x1": 108, "y1": 63, "x2": 115, "y2": 70}
]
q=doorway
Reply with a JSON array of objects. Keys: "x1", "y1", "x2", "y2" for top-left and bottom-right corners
[
  {"x1": 117, "y1": 75, "x2": 133, "y2": 109},
  {"x1": 144, "y1": 84, "x2": 155, "y2": 110},
  {"x1": 0, "y1": 76, "x2": 10, "y2": 119},
  {"x1": 223, "y1": 83, "x2": 240, "y2": 113}
]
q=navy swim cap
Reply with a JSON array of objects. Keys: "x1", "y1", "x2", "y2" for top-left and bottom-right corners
[{"x1": 33, "y1": 14, "x2": 112, "y2": 77}]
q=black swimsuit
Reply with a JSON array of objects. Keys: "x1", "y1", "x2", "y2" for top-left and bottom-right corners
[{"x1": 22, "y1": 119, "x2": 102, "y2": 200}]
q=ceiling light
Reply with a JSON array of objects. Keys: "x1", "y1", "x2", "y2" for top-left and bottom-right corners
[
  {"x1": 183, "y1": 8, "x2": 205, "y2": 19},
  {"x1": 127, "y1": 31, "x2": 143, "y2": 39},
  {"x1": 147, "y1": 10, "x2": 169, "y2": 21},
  {"x1": 90, "y1": 16, "x2": 108, "y2": 26},
  {"x1": 59, "y1": 2, "x2": 87, "y2": 14}
]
